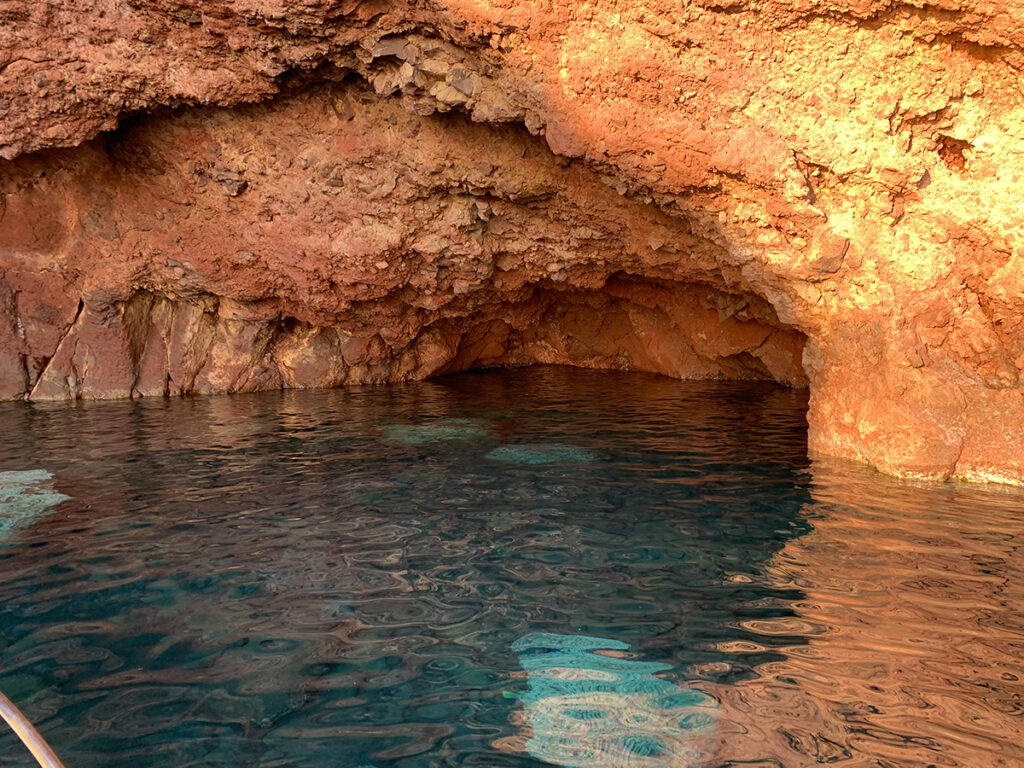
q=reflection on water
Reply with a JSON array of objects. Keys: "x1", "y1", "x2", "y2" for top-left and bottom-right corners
[
  {"x1": 501, "y1": 633, "x2": 716, "y2": 767},
  {"x1": 711, "y1": 460, "x2": 1024, "y2": 767},
  {"x1": 0, "y1": 367, "x2": 1022, "y2": 768}
]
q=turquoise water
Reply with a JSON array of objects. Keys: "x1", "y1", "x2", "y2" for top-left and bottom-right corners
[{"x1": 0, "y1": 367, "x2": 1022, "y2": 767}]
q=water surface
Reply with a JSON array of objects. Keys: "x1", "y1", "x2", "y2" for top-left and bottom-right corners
[{"x1": 0, "y1": 368, "x2": 1022, "y2": 767}]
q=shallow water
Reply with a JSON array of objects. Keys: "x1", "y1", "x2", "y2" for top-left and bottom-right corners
[{"x1": 0, "y1": 367, "x2": 1022, "y2": 768}]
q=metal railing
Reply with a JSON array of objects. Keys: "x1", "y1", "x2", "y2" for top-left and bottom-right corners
[{"x1": 0, "y1": 690, "x2": 67, "y2": 768}]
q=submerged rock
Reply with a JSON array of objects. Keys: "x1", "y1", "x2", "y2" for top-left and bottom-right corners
[
  {"x1": 382, "y1": 418, "x2": 489, "y2": 445},
  {"x1": 0, "y1": 470, "x2": 70, "y2": 540},
  {"x1": 485, "y1": 444, "x2": 597, "y2": 465}
]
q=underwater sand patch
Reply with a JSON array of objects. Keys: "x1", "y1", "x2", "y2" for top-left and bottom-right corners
[{"x1": 500, "y1": 632, "x2": 718, "y2": 767}]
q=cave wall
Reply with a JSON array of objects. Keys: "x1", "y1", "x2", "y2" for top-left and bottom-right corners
[
  {"x1": 1, "y1": 0, "x2": 1023, "y2": 484},
  {"x1": 0, "y1": 86, "x2": 807, "y2": 400}
]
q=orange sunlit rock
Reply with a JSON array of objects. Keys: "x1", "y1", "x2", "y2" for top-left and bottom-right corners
[{"x1": 1, "y1": 0, "x2": 1023, "y2": 484}]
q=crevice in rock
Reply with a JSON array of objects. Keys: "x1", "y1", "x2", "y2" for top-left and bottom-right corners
[{"x1": 936, "y1": 134, "x2": 972, "y2": 172}]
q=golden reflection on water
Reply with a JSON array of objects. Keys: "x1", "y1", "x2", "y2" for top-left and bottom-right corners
[
  {"x1": 709, "y1": 459, "x2": 1024, "y2": 767},
  {"x1": 500, "y1": 459, "x2": 1024, "y2": 767}
]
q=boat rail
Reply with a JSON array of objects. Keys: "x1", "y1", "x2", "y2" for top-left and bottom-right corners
[{"x1": 0, "y1": 690, "x2": 67, "y2": 768}]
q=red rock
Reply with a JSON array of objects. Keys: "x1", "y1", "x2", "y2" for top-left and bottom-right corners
[{"x1": 1, "y1": 0, "x2": 1023, "y2": 485}]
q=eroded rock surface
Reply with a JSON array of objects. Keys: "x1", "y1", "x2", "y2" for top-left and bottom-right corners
[{"x1": 1, "y1": 0, "x2": 1023, "y2": 484}]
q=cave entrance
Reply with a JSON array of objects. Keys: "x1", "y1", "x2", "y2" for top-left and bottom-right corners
[
  {"x1": 1, "y1": 80, "x2": 810, "y2": 402},
  {"x1": 429, "y1": 274, "x2": 809, "y2": 388}
]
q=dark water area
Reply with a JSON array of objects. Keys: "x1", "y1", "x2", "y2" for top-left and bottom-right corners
[{"x1": 0, "y1": 367, "x2": 1022, "y2": 768}]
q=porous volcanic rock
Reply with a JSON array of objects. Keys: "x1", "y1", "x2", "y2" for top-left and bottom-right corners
[{"x1": 1, "y1": 0, "x2": 1023, "y2": 484}]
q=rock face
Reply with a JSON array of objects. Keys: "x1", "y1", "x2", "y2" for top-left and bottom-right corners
[{"x1": 1, "y1": 0, "x2": 1023, "y2": 485}]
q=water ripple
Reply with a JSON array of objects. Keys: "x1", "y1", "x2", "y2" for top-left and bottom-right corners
[{"x1": 0, "y1": 369, "x2": 1021, "y2": 767}]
